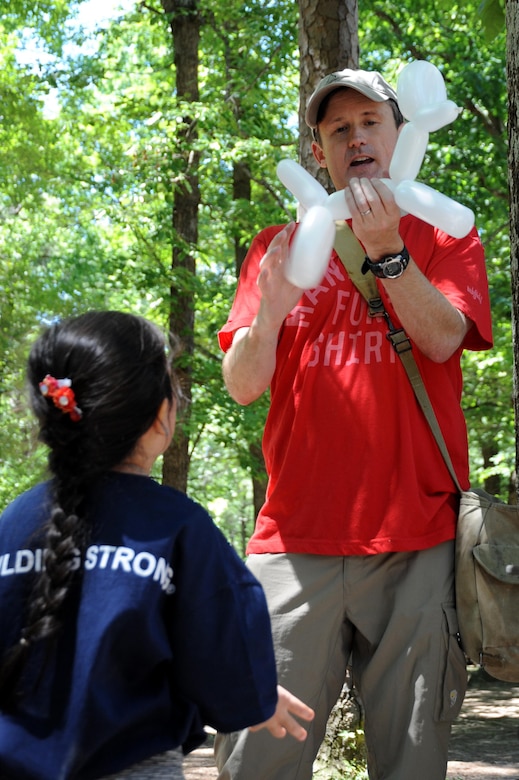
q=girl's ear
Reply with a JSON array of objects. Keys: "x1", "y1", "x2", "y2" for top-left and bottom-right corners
[{"x1": 153, "y1": 397, "x2": 177, "y2": 449}]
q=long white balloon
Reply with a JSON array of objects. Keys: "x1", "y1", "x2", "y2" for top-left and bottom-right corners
[
  {"x1": 277, "y1": 158, "x2": 329, "y2": 210},
  {"x1": 392, "y1": 180, "x2": 475, "y2": 239},
  {"x1": 284, "y1": 205, "x2": 335, "y2": 289},
  {"x1": 389, "y1": 123, "x2": 429, "y2": 183},
  {"x1": 325, "y1": 190, "x2": 352, "y2": 221},
  {"x1": 277, "y1": 60, "x2": 475, "y2": 289}
]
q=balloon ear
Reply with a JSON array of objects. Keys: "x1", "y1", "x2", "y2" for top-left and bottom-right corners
[{"x1": 397, "y1": 60, "x2": 448, "y2": 121}]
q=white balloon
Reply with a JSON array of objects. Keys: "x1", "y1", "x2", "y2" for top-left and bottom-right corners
[
  {"x1": 389, "y1": 123, "x2": 429, "y2": 183},
  {"x1": 277, "y1": 159, "x2": 328, "y2": 210},
  {"x1": 285, "y1": 206, "x2": 335, "y2": 289},
  {"x1": 380, "y1": 178, "x2": 409, "y2": 216},
  {"x1": 397, "y1": 61, "x2": 448, "y2": 122},
  {"x1": 325, "y1": 190, "x2": 352, "y2": 221},
  {"x1": 394, "y1": 180, "x2": 474, "y2": 238},
  {"x1": 277, "y1": 60, "x2": 472, "y2": 256},
  {"x1": 411, "y1": 100, "x2": 461, "y2": 132},
  {"x1": 380, "y1": 177, "x2": 397, "y2": 194}
]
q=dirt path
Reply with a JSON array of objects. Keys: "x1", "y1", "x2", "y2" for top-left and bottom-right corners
[
  {"x1": 446, "y1": 669, "x2": 519, "y2": 779},
  {"x1": 183, "y1": 669, "x2": 519, "y2": 779},
  {"x1": 183, "y1": 743, "x2": 218, "y2": 779}
]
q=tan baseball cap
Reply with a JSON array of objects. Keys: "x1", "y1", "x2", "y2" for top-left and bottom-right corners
[{"x1": 305, "y1": 68, "x2": 398, "y2": 129}]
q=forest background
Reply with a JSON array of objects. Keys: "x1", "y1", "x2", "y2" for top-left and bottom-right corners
[{"x1": 0, "y1": 0, "x2": 511, "y2": 557}]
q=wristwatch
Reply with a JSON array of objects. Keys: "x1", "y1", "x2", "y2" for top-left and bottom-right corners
[{"x1": 362, "y1": 246, "x2": 410, "y2": 279}]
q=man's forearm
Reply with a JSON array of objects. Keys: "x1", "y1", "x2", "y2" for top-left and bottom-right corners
[
  {"x1": 380, "y1": 259, "x2": 469, "y2": 362},
  {"x1": 222, "y1": 321, "x2": 279, "y2": 405}
]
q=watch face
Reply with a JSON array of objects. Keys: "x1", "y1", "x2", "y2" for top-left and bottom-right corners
[
  {"x1": 383, "y1": 257, "x2": 405, "y2": 278},
  {"x1": 366, "y1": 247, "x2": 409, "y2": 278}
]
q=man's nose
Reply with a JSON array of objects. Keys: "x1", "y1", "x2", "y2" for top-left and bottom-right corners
[{"x1": 348, "y1": 127, "x2": 366, "y2": 146}]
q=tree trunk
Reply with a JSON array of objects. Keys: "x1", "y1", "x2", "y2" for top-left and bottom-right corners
[
  {"x1": 232, "y1": 163, "x2": 269, "y2": 520},
  {"x1": 506, "y1": 0, "x2": 519, "y2": 498},
  {"x1": 297, "y1": 0, "x2": 364, "y2": 772},
  {"x1": 233, "y1": 162, "x2": 250, "y2": 270},
  {"x1": 161, "y1": 0, "x2": 201, "y2": 492},
  {"x1": 482, "y1": 441, "x2": 503, "y2": 497},
  {"x1": 314, "y1": 676, "x2": 366, "y2": 775},
  {"x1": 298, "y1": 0, "x2": 358, "y2": 185}
]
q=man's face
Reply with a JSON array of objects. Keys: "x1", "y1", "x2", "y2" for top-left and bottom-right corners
[{"x1": 312, "y1": 89, "x2": 400, "y2": 190}]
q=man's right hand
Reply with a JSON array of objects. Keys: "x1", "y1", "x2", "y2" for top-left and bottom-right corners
[
  {"x1": 222, "y1": 223, "x2": 303, "y2": 405},
  {"x1": 255, "y1": 222, "x2": 303, "y2": 334}
]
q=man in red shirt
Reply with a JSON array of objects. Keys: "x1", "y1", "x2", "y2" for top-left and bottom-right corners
[{"x1": 215, "y1": 68, "x2": 492, "y2": 780}]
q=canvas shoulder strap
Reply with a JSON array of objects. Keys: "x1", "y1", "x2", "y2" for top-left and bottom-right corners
[{"x1": 333, "y1": 221, "x2": 385, "y2": 318}]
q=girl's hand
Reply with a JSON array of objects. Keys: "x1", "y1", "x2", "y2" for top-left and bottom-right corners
[{"x1": 248, "y1": 685, "x2": 314, "y2": 741}]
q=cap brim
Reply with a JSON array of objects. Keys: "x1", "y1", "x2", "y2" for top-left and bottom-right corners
[{"x1": 305, "y1": 80, "x2": 395, "y2": 129}]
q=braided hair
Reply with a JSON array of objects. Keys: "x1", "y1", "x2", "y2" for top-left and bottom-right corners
[{"x1": 0, "y1": 311, "x2": 178, "y2": 710}]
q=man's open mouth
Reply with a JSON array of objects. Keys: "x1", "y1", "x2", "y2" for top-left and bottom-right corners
[{"x1": 351, "y1": 156, "x2": 374, "y2": 167}]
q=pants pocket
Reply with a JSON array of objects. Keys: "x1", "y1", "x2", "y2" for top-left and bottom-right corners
[{"x1": 434, "y1": 603, "x2": 467, "y2": 722}]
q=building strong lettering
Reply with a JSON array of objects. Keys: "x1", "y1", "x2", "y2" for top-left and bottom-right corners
[{"x1": 0, "y1": 544, "x2": 175, "y2": 594}]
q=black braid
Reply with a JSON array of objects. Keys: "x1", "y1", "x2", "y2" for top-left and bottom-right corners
[
  {"x1": 0, "y1": 311, "x2": 178, "y2": 711},
  {"x1": 25, "y1": 507, "x2": 81, "y2": 635}
]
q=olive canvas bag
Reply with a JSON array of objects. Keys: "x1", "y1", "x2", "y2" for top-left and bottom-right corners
[
  {"x1": 455, "y1": 490, "x2": 519, "y2": 681},
  {"x1": 334, "y1": 222, "x2": 519, "y2": 683}
]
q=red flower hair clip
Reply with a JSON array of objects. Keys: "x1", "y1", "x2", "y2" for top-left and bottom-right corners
[{"x1": 39, "y1": 375, "x2": 83, "y2": 422}]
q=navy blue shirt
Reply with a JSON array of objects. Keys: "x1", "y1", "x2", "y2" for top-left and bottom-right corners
[{"x1": 0, "y1": 473, "x2": 277, "y2": 779}]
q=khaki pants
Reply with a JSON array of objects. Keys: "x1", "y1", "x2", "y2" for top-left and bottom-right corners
[{"x1": 215, "y1": 542, "x2": 467, "y2": 780}]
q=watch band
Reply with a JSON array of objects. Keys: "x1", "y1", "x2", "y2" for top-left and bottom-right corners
[{"x1": 362, "y1": 246, "x2": 410, "y2": 279}]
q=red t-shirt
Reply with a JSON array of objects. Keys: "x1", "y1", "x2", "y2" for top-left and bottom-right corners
[{"x1": 219, "y1": 216, "x2": 493, "y2": 556}]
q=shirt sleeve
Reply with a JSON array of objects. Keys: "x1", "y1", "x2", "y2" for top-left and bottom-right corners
[
  {"x1": 403, "y1": 220, "x2": 493, "y2": 352},
  {"x1": 168, "y1": 510, "x2": 278, "y2": 734}
]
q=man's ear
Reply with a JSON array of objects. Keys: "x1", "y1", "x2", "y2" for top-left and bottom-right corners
[{"x1": 312, "y1": 140, "x2": 328, "y2": 169}]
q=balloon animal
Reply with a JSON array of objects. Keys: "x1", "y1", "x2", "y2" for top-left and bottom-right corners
[{"x1": 278, "y1": 60, "x2": 474, "y2": 289}]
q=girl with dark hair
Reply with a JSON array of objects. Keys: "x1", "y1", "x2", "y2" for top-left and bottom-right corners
[{"x1": 0, "y1": 311, "x2": 313, "y2": 780}]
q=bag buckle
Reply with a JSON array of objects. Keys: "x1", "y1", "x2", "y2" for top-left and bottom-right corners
[{"x1": 386, "y1": 327, "x2": 412, "y2": 354}]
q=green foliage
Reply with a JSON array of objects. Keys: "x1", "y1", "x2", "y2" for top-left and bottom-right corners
[
  {"x1": 478, "y1": 0, "x2": 505, "y2": 41},
  {"x1": 0, "y1": 0, "x2": 298, "y2": 517},
  {"x1": 0, "y1": 6, "x2": 510, "y2": 777},
  {"x1": 3, "y1": 0, "x2": 75, "y2": 52},
  {"x1": 0, "y1": 0, "x2": 512, "y2": 523}
]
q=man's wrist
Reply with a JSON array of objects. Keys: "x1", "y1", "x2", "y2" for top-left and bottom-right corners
[
  {"x1": 251, "y1": 310, "x2": 284, "y2": 344},
  {"x1": 362, "y1": 246, "x2": 410, "y2": 279}
]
